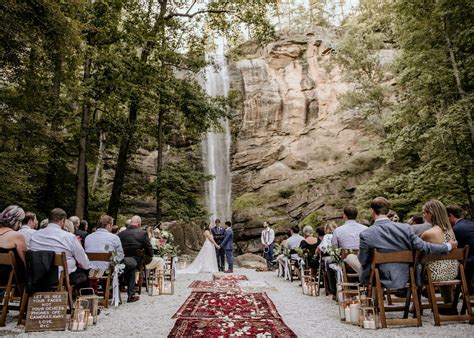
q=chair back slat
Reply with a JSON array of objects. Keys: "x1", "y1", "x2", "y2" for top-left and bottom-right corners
[
  {"x1": 420, "y1": 246, "x2": 468, "y2": 264},
  {"x1": 87, "y1": 252, "x2": 112, "y2": 262},
  {"x1": 0, "y1": 251, "x2": 14, "y2": 265},
  {"x1": 53, "y1": 252, "x2": 65, "y2": 266},
  {"x1": 372, "y1": 250, "x2": 414, "y2": 268}
]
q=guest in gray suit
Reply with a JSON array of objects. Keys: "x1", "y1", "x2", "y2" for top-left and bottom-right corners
[
  {"x1": 351, "y1": 197, "x2": 457, "y2": 290},
  {"x1": 220, "y1": 221, "x2": 234, "y2": 273}
]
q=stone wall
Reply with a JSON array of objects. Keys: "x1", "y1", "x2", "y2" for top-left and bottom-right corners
[{"x1": 228, "y1": 28, "x2": 387, "y2": 254}]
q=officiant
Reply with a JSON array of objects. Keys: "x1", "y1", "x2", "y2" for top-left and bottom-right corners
[{"x1": 261, "y1": 221, "x2": 275, "y2": 270}]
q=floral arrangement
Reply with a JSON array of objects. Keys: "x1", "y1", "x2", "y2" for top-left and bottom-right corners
[
  {"x1": 273, "y1": 244, "x2": 290, "y2": 258},
  {"x1": 104, "y1": 245, "x2": 124, "y2": 267},
  {"x1": 327, "y1": 246, "x2": 343, "y2": 265},
  {"x1": 160, "y1": 230, "x2": 174, "y2": 242},
  {"x1": 155, "y1": 242, "x2": 180, "y2": 257}
]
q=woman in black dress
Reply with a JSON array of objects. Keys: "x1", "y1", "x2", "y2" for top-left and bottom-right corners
[{"x1": 299, "y1": 225, "x2": 321, "y2": 277}]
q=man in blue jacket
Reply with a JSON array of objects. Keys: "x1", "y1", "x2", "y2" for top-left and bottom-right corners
[
  {"x1": 447, "y1": 205, "x2": 474, "y2": 288},
  {"x1": 220, "y1": 221, "x2": 234, "y2": 273}
]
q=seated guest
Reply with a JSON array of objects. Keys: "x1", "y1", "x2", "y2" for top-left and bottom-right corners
[
  {"x1": 447, "y1": 204, "x2": 474, "y2": 289},
  {"x1": 409, "y1": 213, "x2": 432, "y2": 236},
  {"x1": 353, "y1": 197, "x2": 456, "y2": 290},
  {"x1": 326, "y1": 206, "x2": 367, "y2": 294},
  {"x1": 316, "y1": 226, "x2": 325, "y2": 242},
  {"x1": 18, "y1": 211, "x2": 38, "y2": 248},
  {"x1": 30, "y1": 208, "x2": 90, "y2": 289},
  {"x1": 317, "y1": 222, "x2": 337, "y2": 255},
  {"x1": 85, "y1": 215, "x2": 137, "y2": 303},
  {"x1": 299, "y1": 226, "x2": 320, "y2": 275},
  {"x1": 387, "y1": 210, "x2": 400, "y2": 222},
  {"x1": 421, "y1": 200, "x2": 459, "y2": 281},
  {"x1": 331, "y1": 206, "x2": 367, "y2": 250},
  {"x1": 118, "y1": 215, "x2": 164, "y2": 285},
  {"x1": 80, "y1": 220, "x2": 89, "y2": 233},
  {"x1": 276, "y1": 230, "x2": 291, "y2": 278},
  {"x1": 0, "y1": 206, "x2": 27, "y2": 284},
  {"x1": 422, "y1": 200, "x2": 459, "y2": 303},
  {"x1": 64, "y1": 219, "x2": 75, "y2": 233},
  {"x1": 286, "y1": 225, "x2": 304, "y2": 260},
  {"x1": 70, "y1": 216, "x2": 88, "y2": 242}
]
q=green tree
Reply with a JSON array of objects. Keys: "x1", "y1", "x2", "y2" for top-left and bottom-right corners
[{"x1": 354, "y1": 0, "x2": 474, "y2": 217}]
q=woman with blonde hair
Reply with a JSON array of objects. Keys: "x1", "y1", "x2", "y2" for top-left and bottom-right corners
[
  {"x1": 317, "y1": 221, "x2": 337, "y2": 254},
  {"x1": 421, "y1": 200, "x2": 459, "y2": 282}
]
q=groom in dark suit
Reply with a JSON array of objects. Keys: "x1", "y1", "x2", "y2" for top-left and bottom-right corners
[
  {"x1": 211, "y1": 219, "x2": 226, "y2": 272},
  {"x1": 220, "y1": 221, "x2": 234, "y2": 273}
]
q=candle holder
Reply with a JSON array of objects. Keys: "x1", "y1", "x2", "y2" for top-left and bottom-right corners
[
  {"x1": 77, "y1": 288, "x2": 100, "y2": 325},
  {"x1": 336, "y1": 283, "x2": 365, "y2": 325},
  {"x1": 302, "y1": 275, "x2": 317, "y2": 296},
  {"x1": 359, "y1": 298, "x2": 378, "y2": 329},
  {"x1": 69, "y1": 299, "x2": 90, "y2": 331},
  {"x1": 177, "y1": 259, "x2": 187, "y2": 270},
  {"x1": 159, "y1": 269, "x2": 174, "y2": 295},
  {"x1": 147, "y1": 272, "x2": 160, "y2": 296}
]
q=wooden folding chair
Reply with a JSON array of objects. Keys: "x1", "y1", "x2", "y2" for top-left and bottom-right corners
[
  {"x1": 0, "y1": 251, "x2": 24, "y2": 326},
  {"x1": 287, "y1": 258, "x2": 300, "y2": 282},
  {"x1": 420, "y1": 246, "x2": 473, "y2": 326},
  {"x1": 368, "y1": 250, "x2": 421, "y2": 328},
  {"x1": 18, "y1": 252, "x2": 73, "y2": 325},
  {"x1": 341, "y1": 249, "x2": 359, "y2": 283},
  {"x1": 86, "y1": 252, "x2": 112, "y2": 308}
]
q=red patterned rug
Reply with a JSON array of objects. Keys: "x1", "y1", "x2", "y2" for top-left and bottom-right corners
[
  {"x1": 172, "y1": 291, "x2": 281, "y2": 319},
  {"x1": 168, "y1": 318, "x2": 297, "y2": 337},
  {"x1": 213, "y1": 274, "x2": 248, "y2": 281},
  {"x1": 187, "y1": 280, "x2": 242, "y2": 293}
]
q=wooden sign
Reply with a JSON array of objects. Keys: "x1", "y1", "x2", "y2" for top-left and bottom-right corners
[{"x1": 25, "y1": 292, "x2": 68, "y2": 332}]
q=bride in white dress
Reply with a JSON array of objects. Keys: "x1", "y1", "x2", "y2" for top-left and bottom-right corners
[{"x1": 177, "y1": 223, "x2": 219, "y2": 274}]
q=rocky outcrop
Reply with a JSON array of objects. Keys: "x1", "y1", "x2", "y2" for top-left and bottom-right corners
[
  {"x1": 235, "y1": 253, "x2": 267, "y2": 269},
  {"x1": 228, "y1": 28, "x2": 388, "y2": 254}
]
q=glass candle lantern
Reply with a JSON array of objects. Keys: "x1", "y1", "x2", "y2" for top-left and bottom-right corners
[
  {"x1": 77, "y1": 288, "x2": 100, "y2": 325},
  {"x1": 359, "y1": 298, "x2": 378, "y2": 329},
  {"x1": 302, "y1": 275, "x2": 316, "y2": 296},
  {"x1": 336, "y1": 283, "x2": 365, "y2": 324},
  {"x1": 69, "y1": 300, "x2": 90, "y2": 331},
  {"x1": 147, "y1": 274, "x2": 160, "y2": 296},
  {"x1": 159, "y1": 269, "x2": 174, "y2": 295}
]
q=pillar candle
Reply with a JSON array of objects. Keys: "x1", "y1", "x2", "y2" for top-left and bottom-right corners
[
  {"x1": 344, "y1": 306, "x2": 351, "y2": 322},
  {"x1": 349, "y1": 303, "x2": 360, "y2": 323}
]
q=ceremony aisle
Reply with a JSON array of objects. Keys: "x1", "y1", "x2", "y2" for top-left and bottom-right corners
[
  {"x1": 1, "y1": 268, "x2": 473, "y2": 336},
  {"x1": 168, "y1": 273, "x2": 296, "y2": 337}
]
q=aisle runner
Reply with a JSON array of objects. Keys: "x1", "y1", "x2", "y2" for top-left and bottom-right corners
[
  {"x1": 172, "y1": 291, "x2": 280, "y2": 319},
  {"x1": 169, "y1": 275, "x2": 296, "y2": 337},
  {"x1": 213, "y1": 274, "x2": 248, "y2": 281}
]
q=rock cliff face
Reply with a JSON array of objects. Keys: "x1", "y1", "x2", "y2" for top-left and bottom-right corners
[{"x1": 228, "y1": 29, "x2": 385, "y2": 254}]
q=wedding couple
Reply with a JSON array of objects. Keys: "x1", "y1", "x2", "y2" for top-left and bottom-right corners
[{"x1": 178, "y1": 219, "x2": 234, "y2": 274}]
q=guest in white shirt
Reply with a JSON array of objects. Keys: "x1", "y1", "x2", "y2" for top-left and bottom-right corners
[
  {"x1": 331, "y1": 206, "x2": 367, "y2": 250},
  {"x1": 30, "y1": 208, "x2": 90, "y2": 288},
  {"x1": 17, "y1": 212, "x2": 38, "y2": 248},
  {"x1": 85, "y1": 215, "x2": 138, "y2": 303},
  {"x1": 85, "y1": 215, "x2": 124, "y2": 271},
  {"x1": 327, "y1": 206, "x2": 367, "y2": 295},
  {"x1": 261, "y1": 222, "x2": 275, "y2": 270},
  {"x1": 286, "y1": 226, "x2": 304, "y2": 260}
]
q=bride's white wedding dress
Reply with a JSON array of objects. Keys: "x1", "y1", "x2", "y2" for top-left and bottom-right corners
[{"x1": 177, "y1": 238, "x2": 218, "y2": 274}]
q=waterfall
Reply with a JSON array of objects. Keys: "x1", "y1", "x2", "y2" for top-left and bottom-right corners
[{"x1": 202, "y1": 48, "x2": 232, "y2": 224}]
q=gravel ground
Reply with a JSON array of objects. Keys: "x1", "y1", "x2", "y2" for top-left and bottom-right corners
[{"x1": 0, "y1": 268, "x2": 473, "y2": 337}]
